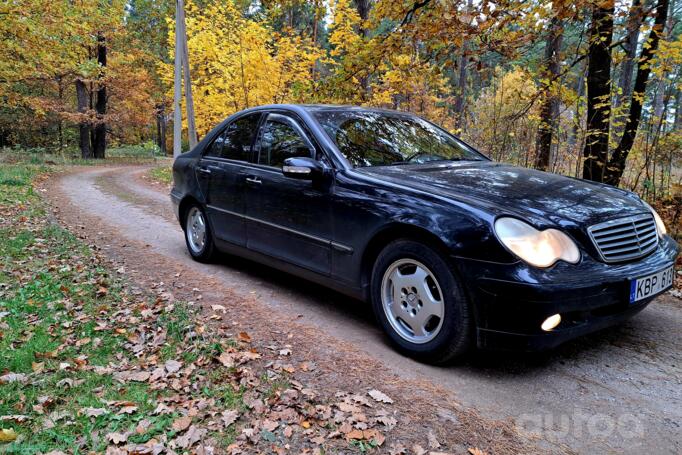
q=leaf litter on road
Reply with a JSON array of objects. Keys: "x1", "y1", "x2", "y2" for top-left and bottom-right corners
[
  {"x1": 1, "y1": 163, "x2": 538, "y2": 454},
  {"x1": 0, "y1": 165, "x2": 408, "y2": 454}
]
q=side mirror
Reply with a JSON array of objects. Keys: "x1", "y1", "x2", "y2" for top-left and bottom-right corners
[{"x1": 282, "y1": 156, "x2": 324, "y2": 180}]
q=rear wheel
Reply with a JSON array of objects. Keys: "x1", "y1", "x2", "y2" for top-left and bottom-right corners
[
  {"x1": 370, "y1": 240, "x2": 471, "y2": 364},
  {"x1": 184, "y1": 204, "x2": 217, "y2": 262}
]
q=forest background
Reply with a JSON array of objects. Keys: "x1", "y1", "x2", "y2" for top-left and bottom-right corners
[{"x1": 1, "y1": 0, "x2": 681, "y2": 218}]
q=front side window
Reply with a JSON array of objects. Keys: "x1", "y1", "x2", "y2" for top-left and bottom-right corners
[
  {"x1": 206, "y1": 113, "x2": 261, "y2": 161},
  {"x1": 312, "y1": 110, "x2": 485, "y2": 167},
  {"x1": 258, "y1": 115, "x2": 313, "y2": 168}
]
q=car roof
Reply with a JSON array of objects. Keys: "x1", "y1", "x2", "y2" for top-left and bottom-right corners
[{"x1": 243, "y1": 104, "x2": 413, "y2": 117}]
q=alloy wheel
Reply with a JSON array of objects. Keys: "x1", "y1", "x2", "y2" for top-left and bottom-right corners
[
  {"x1": 381, "y1": 259, "x2": 445, "y2": 344},
  {"x1": 186, "y1": 207, "x2": 206, "y2": 254}
]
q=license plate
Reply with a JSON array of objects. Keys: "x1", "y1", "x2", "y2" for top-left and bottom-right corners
[{"x1": 629, "y1": 266, "x2": 674, "y2": 303}]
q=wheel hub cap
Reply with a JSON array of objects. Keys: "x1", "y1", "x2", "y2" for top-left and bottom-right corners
[
  {"x1": 186, "y1": 207, "x2": 206, "y2": 253},
  {"x1": 381, "y1": 259, "x2": 444, "y2": 344},
  {"x1": 406, "y1": 293, "x2": 418, "y2": 306}
]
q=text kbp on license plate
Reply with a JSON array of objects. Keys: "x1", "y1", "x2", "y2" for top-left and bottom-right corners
[{"x1": 630, "y1": 266, "x2": 674, "y2": 303}]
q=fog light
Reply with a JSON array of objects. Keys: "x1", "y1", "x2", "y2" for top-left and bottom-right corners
[{"x1": 541, "y1": 314, "x2": 561, "y2": 331}]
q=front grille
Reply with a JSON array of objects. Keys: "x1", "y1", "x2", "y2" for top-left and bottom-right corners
[{"x1": 588, "y1": 214, "x2": 659, "y2": 263}]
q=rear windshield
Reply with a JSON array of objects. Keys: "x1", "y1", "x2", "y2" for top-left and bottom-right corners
[{"x1": 313, "y1": 110, "x2": 485, "y2": 167}]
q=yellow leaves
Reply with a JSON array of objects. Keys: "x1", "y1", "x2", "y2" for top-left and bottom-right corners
[
  {"x1": 329, "y1": 0, "x2": 363, "y2": 58},
  {"x1": 650, "y1": 34, "x2": 682, "y2": 76},
  {"x1": 466, "y1": 66, "x2": 541, "y2": 158},
  {"x1": 0, "y1": 428, "x2": 17, "y2": 443},
  {"x1": 161, "y1": 0, "x2": 323, "y2": 136}
]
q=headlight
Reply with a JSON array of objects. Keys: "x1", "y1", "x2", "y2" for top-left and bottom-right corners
[
  {"x1": 494, "y1": 217, "x2": 580, "y2": 268},
  {"x1": 643, "y1": 201, "x2": 666, "y2": 237}
]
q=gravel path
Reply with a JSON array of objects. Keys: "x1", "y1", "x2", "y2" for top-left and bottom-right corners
[{"x1": 47, "y1": 165, "x2": 682, "y2": 454}]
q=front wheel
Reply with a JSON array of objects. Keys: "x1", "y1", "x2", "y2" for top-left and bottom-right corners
[
  {"x1": 370, "y1": 240, "x2": 471, "y2": 364},
  {"x1": 184, "y1": 204, "x2": 217, "y2": 263}
]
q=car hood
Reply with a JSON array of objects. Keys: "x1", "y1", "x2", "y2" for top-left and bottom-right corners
[{"x1": 355, "y1": 161, "x2": 648, "y2": 228}]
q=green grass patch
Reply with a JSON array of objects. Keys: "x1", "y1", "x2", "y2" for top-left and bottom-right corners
[
  {"x1": 0, "y1": 143, "x2": 165, "y2": 167},
  {"x1": 147, "y1": 165, "x2": 173, "y2": 186},
  {"x1": 0, "y1": 162, "x2": 243, "y2": 453}
]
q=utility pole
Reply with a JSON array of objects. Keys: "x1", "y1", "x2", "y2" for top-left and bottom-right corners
[
  {"x1": 173, "y1": 0, "x2": 197, "y2": 157},
  {"x1": 179, "y1": 1, "x2": 198, "y2": 150}
]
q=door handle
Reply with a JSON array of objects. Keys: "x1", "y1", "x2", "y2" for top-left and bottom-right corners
[
  {"x1": 245, "y1": 176, "x2": 262, "y2": 185},
  {"x1": 197, "y1": 167, "x2": 212, "y2": 175}
]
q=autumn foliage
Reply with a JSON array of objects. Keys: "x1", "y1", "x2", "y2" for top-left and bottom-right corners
[{"x1": 0, "y1": 0, "x2": 680, "y2": 203}]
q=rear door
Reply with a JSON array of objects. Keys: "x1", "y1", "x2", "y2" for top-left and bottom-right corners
[
  {"x1": 244, "y1": 112, "x2": 333, "y2": 275},
  {"x1": 197, "y1": 112, "x2": 262, "y2": 246}
]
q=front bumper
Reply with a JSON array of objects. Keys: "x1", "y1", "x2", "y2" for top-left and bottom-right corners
[{"x1": 456, "y1": 236, "x2": 679, "y2": 351}]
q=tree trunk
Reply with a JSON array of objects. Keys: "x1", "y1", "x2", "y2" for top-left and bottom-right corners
[
  {"x1": 179, "y1": 0, "x2": 197, "y2": 149},
  {"x1": 582, "y1": 1, "x2": 614, "y2": 182},
  {"x1": 568, "y1": 60, "x2": 586, "y2": 150},
  {"x1": 453, "y1": 0, "x2": 473, "y2": 129},
  {"x1": 355, "y1": 0, "x2": 370, "y2": 36},
  {"x1": 534, "y1": 16, "x2": 563, "y2": 171},
  {"x1": 453, "y1": 49, "x2": 467, "y2": 128},
  {"x1": 173, "y1": 0, "x2": 183, "y2": 157},
  {"x1": 92, "y1": 32, "x2": 107, "y2": 159},
  {"x1": 605, "y1": 0, "x2": 669, "y2": 186},
  {"x1": 616, "y1": 0, "x2": 641, "y2": 101},
  {"x1": 613, "y1": 0, "x2": 641, "y2": 140},
  {"x1": 57, "y1": 76, "x2": 64, "y2": 149},
  {"x1": 355, "y1": 0, "x2": 371, "y2": 98},
  {"x1": 652, "y1": 79, "x2": 667, "y2": 122},
  {"x1": 156, "y1": 104, "x2": 167, "y2": 156},
  {"x1": 674, "y1": 87, "x2": 682, "y2": 132},
  {"x1": 652, "y1": 0, "x2": 675, "y2": 123},
  {"x1": 75, "y1": 78, "x2": 92, "y2": 159}
]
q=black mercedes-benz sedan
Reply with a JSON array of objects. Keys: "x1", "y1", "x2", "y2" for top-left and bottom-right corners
[{"x1": 170, "y1": 104, "x2": 679, "y2": 363}]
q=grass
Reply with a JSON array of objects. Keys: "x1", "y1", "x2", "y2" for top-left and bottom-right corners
[
  {"x1": 147, "y1": 165, "x2": 173, "y2": 186},
  {"x1": 0, "y1": 162, "x2": 242, "y2": 453},
  {"x1": 0, "y1": 143, "x2": 164, "y2": 167}
]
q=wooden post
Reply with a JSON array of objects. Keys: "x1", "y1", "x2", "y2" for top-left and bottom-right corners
[{"x1": 173, "y1": 0, "x2": 182, "y2": 158}]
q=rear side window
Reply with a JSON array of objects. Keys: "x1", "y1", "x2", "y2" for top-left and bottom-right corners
[
  {"x1": 206, "y1": 113, "x2": 261, "y2": 161},
  {"x1": 258, "y1": 115, "x2": 314, "y2": 168}
]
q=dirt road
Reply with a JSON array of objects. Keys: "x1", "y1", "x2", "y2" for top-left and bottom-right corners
[{"x1": 47, "y1": 165, "x2": 682, "y2": 454}]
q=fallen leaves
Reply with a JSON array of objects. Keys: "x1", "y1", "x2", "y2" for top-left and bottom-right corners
[
  {"x1": 106, "y1": 431, "x2": 131, "y2": 445},
  {"x1": 80, "y1": 407, "x2": 108, "y2": 418},
  {"x1": 368, "y1": 389, "x2": 394, "y2": 404},
  {"x1": 221, "y1": 410, "x2": 239, "y2": 428},
  {"x1": 0, "y1": 415, "x2": 28, "y2": 424},
  {"x1": 171, "y1": 416, "x2": 192, "y2": 432},
  {"x1": 216, "y1": 349, "x2": 261, "y2": 368},
  {"x1": 346, "y1": 428, "x2": 385, "y2": 445},
  {"x1": 427, "y1": 429, "x2": 442, "y2": 449},
  {"x1": 164, "y1": 359, "x2": 182, "y2": 374},
  {"x1": 0, "y1": 172, "x2": 493, "y2": 455},
  {"x1": 117, "y1": 405, "x2": 138, "y2": 415},
  {"x1": 113, "y1": 370, "x2": 150, "y2": 383},
  {"x1": 0, "y1": 428, "x2": 17, "y2": 443},
  {"x1": 173, "y1": 425, "x2": 207, "y2": 449},
  {"x1": 0, "y1": 373, "x2": 27, "y2": 384}
]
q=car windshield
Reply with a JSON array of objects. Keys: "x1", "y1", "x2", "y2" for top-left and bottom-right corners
[{"x1": 313, "y1": 110, "x2": 485, "y2": 167}]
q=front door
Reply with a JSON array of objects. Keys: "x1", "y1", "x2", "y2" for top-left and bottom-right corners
[
  {"x1": 199, "y1": 112, "x2": 261, "y2": 246},
  {"x1": 244, "y1": 113, "x2": 332, "y2": 275}
]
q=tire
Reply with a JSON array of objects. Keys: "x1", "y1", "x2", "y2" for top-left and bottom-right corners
[
  {"x1": 370, "y1": 239, "x2": 471, "y2": 364},
  {"x1": 184, "y1": 203, "x2": 217, "y2": 263}
]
